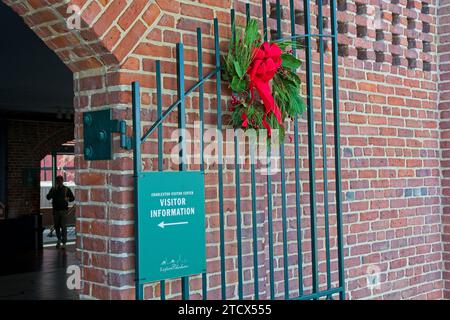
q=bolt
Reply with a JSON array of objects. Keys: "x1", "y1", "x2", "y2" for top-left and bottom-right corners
[
  {"x1": 98, "y1": 130, "x2": 106, "y2": 141},
  {"x1": 84, "y1": 114, "x2": 92, "y2": 126},
  {"x1": 85, "y1": 146, "x2": 93, "y2": 157}
]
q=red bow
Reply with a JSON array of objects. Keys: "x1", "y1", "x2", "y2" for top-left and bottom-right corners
[{"x1": 243, "y1": 42, "x2": 283, "y2": 136}]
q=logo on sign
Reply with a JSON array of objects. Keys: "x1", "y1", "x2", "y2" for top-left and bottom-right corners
[{"x1": 160, "y1": 255, "x2": 189, "y2": 273}]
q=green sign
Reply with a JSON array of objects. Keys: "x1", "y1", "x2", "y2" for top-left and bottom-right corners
[{"x1": 137, "y1": 171, "x2": 206, "y2": 283}]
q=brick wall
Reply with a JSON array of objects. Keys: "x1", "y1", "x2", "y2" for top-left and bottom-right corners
[
  {"x1": 4, "y1": 0, "x2": 448, "y2": 300},
  {"x1": 114, "y1": 0, "x2": 444, "y2": 300},
  {"x1": 438, "y1": 0, "x2": 450, "y2": 300},
  {"x1": 338, "y1": 0, "x2": 442, "y2": 299},
  {"x1": 6, "y1": 119, "x2": 73, "y2": 217}
]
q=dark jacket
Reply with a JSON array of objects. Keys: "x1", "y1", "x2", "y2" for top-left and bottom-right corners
[{"x1": 46, "y1": 185, "x2": 75, "y2": 210}]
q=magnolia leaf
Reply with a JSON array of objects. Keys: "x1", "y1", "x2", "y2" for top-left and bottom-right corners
[
  {"x1": 284, "y1": 70, "x2": 301, "y2": 86},
  {"x1": 231, "y1": 76, "x2": 247, "y2": 93},
  {"x1": 234, "y1": 61, "x2": 244, "y2": 79},
  {"x1": 276, "y1": 41, "x2": 291, "y2": 50},
  {"x1": 281, "y1": 53, "x2": 301, "y2": 70}
]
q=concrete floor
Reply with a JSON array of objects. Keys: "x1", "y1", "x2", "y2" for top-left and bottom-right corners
[{"x1": 0, "y1": 245, "x2": 78, "y2": 300}]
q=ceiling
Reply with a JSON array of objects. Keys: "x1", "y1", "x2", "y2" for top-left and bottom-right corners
[{"x1": 0, "y1": 1, "x2": 73, "y2": 117}]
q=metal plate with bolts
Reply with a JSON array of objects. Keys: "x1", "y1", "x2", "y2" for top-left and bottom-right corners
[{"x1": 83, "y1": 109, "x2": 113, "y2": 161}]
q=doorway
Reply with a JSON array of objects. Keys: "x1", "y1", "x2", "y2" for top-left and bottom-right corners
[
  {"x1": 40, "y1": 143, "x2": 77, "y2": 248},
  {"x1": 0, "y1": 1, "x2": 77, "y2": 299}
]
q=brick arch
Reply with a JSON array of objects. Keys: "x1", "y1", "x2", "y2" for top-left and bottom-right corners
[
  {"x1": 2, "y1": 0, "x2": 163, "y2": 72},
  {"x1": 0, "y1": 0, "x2": 167, "y2": 300}
]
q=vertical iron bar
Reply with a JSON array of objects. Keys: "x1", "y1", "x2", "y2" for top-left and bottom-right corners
[
  {"x1": 303, "y1": 0, "x2": 319, "y2": 294},
  {"x1": 132, "y1": 81, "x2": 144, "y2": 300},
  {"x1": 245, "y1": 3, "x2": 259, "y2": 299},
  {"x1": 330, "y1": 0, "x2": 346, "y2": 300},
  {"x1": 157, "y1": 61, "x2": 163, "y2": 172},
  {"x1": 177, "y1": 44, "x2": 187, "y2": 172},
  {"x1": 246, "y1": 3, "x2": 250, "y2": 24},
  {"x1": 289, "y1": 0, "x2": 304, "y2": 297},
  {"x1": 280, "y1": 143, "x2": 290, "y2": 299},
  {"x1": 51, "y1": 150, "x2": 57, "y2": 187},
  {"x1": 230, "y1": 9, "x2": 244, "y2": 300},
  {"x1": 318, "y1": 0, "x2": 332, "y2": 295},
  {"x1": 214, "y1": 18, "x2": 227, "y2": 300},
  {"x1": 276, "y1": 0, "x2": 290, "y2": 299},
  {"x1": 196, "y1": 28, "x2": 208, "y2": 301},
  {"x1": 156, "y1": 61, "x2": 166, "y2": 300},
  {"x1": 276, "y1": 0, "x2": 282, "y2": 38},
  {"x1": 235, "y1": 132, "x2": 244, "y2": 299},
  {"x1": 177, "y1": 43, "x2": 189, "y2": 300},
  {"x1": 231, "y1": 9, "x2": 236, "y2": 43},
  {"x1": 267, "y1": 146, "x2": 275, "y2": 299},
  {"x1": 262, "y1": 0, "x2": 268, "y2": 41},
  {"x1": 262, "y1": 0, "x2": 275, "y2": 300},
  {"x1": 250, "y1": 141, "x2": 259, "y2": 299}
]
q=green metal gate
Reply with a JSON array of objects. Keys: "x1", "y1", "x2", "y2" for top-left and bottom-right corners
[{"x1": 131, "y1": 0, "x2": 344, "y2": 300}]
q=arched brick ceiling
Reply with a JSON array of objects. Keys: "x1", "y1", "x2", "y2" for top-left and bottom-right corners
[{"x1": 0, "y1": 1, "x2": 73, "y2": 115}]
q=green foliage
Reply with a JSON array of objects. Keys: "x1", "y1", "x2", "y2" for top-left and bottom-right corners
[
  {"x1": 231, "y1": 76, "x2": 247, "y2": 93},
  {"x1": 223, "y1": 18, "x2": 306, "y2": 140},
  {"x1": 281, "y1": 53, "x2": 302, "y2": 70},
  {"x1": 224, "y1": 19, "x2": 261, "y2": 90}
]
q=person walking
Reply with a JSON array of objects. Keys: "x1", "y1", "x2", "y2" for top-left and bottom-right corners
[{"x1": 46, "y1": 175, "x2": 75, "y2": 249}]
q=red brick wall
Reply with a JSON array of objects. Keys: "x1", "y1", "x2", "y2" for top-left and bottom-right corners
[
  {"x1": 338, "y1": 0, "x2": 442, "y2": 299},
  {"x1": 4, "y1": 0, "x2": 448, "y2": 300},
  {"x1": 6, "y1": 119, "x2": 73, "y2": 217},
  {"x1": 438, "y1": 0, "x2": 450, "y2": 300},
  {"x1": 120, "y1": 0, "x2": 443, "y2": 300}
]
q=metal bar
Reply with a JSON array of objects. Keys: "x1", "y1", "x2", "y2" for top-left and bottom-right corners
[
  {"x1": 234, "y1": 131, "x2": 244, "y2": 299},
  {"x1": 141, "y1": 68, "x2": 220, "y2": 143},
  {"x1": 247, "y1": 12, "x2": 258, "y2": 299},
  {"x1": 330, "y1": 0, "x2": 346, "y2": 300},
  {"x1": 250, "y1": 141, "x2": 259, "y2": 299},
  {"x1": 214, "y1": 18, "x2": 227, "y2": 300},
  {"x1": 51, "y1": 150, "x2": 57, "y2": 187},
  {"x1": 274, "y1": 33, "x2": 335, "y2": 41},
  {"x1": 289, "y1": 0, "x2": 304, "y2": 297},
  {"x1": 261, "y1": 0, "x2": 275, "y2": 300},
  {"x1": 156, "y1": 61, "x2": 166, "y2": 300},
  {"x1": 318, "y1": 0, "x2": 332, "y2": 295},
  {"x1": 293, "y1": 287, "x2": 343, "y2": 300},
  {"x1": 276, "y1": 0, "x2": 282, "y2": 38},
  {"x1": 303, "y1": 0, "x2": 319, "y2": 294},
  {"x1": 177, "y1": 44, "x2": 187, "y2": 172},
  {"x1": 262, "y1": 0, "x2": 268, "y2": 41},
  {"x1": 280, "y1": 142, "x2": 290, "y2": 299},
  {"x1": 267, "y1": 146, "x2": 275, "y2": 300},
  {"x1": 275, "y1": 0, "x2": 290, "y2": 300},
  {"x1": 231, "y1": 8, "x2": 236, "y2": 43},
  {"x1": 132, "y1": 81, "x2": 144, "y2": 300},
  {"x1": 176, "y1": 43, "x2": 189, "y2": 300},
  {"x1": 157, "y1": 61, "x2": 163, "y2": 172},
  {"x1": 246, "y1": 2, "x2": 250, "y2": 24},
  {"x1": 230, "y1": 9, "x2": 244, "y2": 300},
  {"x1": 196, "y1": 27, "x2": 208, "y2": 301}
]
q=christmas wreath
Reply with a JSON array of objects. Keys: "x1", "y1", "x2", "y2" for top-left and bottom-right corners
[{"x1": 223, "y1": 19, "x2": 306, "y2": 139}]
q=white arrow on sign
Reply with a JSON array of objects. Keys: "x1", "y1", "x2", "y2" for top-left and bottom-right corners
[{"x1": 158, "y1": 221, "x2": 189, "y2": 229}]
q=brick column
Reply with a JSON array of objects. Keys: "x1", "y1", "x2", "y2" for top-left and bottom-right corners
[{"x1": 3, "y1": 0, "x2": 162, "y2": 299}]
